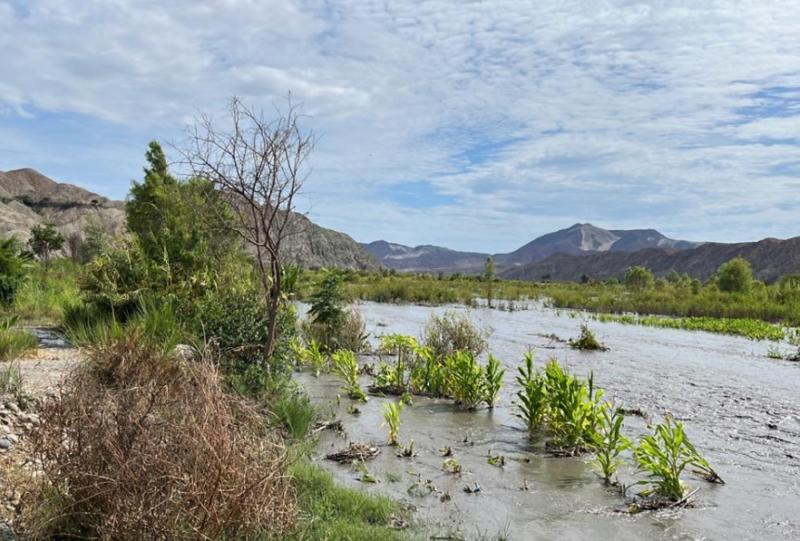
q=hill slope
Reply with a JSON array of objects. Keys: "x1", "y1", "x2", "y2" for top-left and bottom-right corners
[
  {"x1": 360, "y1": 241, "x2": 488, "y2": 272},
  {"x1": 500, "y1": 237, "x2": 800, "y2": 283},
  {"x1": 0, "y1": 169, "x2": 379, "y2": 270}
]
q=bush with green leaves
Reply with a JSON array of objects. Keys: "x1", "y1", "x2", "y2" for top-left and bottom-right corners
[
  {"x1": 421, "y1": 311, "x2": 487, "y2": 358},
  {"x1": 624, "y1": 266, "x2": 654, "y2": 291},
  {"x1": 307, "y1": 272, "x2": 347, "y2": 350},
  {"x1": 408, "y1": 345, "x2": 449, "y2": 397},
  {"x1": 0, "y1": 237, "x2": 30, "y2": 307},
  {"x1": 568, "y1": 324, "x2": 607, "y2": 351},
  {"x1": 716, "y1": 257, "x2": 754, "y2": 294},
  {"x1": 633, "y1": 416, "x2": 719, "y2": 501},
  {"x1": 28, "y1": 222, "x2": 65, "y2": 267},
  {"x1": 378, "y1": 334, "x2": 419, "y2": 391}
]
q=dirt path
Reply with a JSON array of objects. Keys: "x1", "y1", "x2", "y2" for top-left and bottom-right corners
[{"x1": 1, "y1": 331, "x2": 83, "y2": 539}]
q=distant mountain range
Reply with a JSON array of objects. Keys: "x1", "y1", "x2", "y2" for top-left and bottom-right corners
[
  {"x1": 362, "y1": 223, "x2": 702, "y2": 272},
  {"x1": 501, "y1": 237, "x2": 800, "y2": 283},
  {"x1": 0, "y1": 168, "x2": 380, "y2": 271}
]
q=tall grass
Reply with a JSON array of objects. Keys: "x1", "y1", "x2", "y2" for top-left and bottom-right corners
[
  {"x1": 0, "y1": 315, "x2": 38, "y2": 361},
  {"x1": 14, "y1": 259, "x2": 81, "y2": 324}
]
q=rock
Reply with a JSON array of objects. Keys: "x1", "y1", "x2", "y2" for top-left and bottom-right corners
[
  {"x1": 0, "y1": 438, "x2": 12, "y2": 450},
  {"x1": 172, "y1": 344, "x2": 197, "y2": 362},
  {"x1": 3, "y1": 434, "x2": 17, "y2": 444}
]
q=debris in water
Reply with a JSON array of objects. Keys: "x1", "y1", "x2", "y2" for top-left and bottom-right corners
[
  {"x1": 463, "y1": 483, "x2": 481, "y2": 494},
  {"x1": 438, "y1": 446, "x2": 453, "y2": 457},
  {"x1": 326, "y1": 442, "x2": 380, "y2": 463}
]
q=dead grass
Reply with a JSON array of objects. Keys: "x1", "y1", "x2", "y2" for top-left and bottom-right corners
[{"x1": 19, "y1": 332, "x2": 296, "y2": 540}]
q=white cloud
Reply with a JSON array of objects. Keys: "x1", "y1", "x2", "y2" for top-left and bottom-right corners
[{"x1": 1, "y1": 0, "x2": 800, "y2": 250}]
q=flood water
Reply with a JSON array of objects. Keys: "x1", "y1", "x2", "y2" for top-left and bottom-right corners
[{"x1": 296, "y1": 302, "x2": 800, "y2": 541}]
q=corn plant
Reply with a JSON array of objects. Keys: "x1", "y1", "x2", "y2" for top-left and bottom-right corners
[
  {"x1": 331, "y1": 349, "x2": 366, "y2": 401},
  {"x1": 633, "y1": 416, "x2": 716, "y2": 501},
  {"x1": 591, "y1": 406, "x2": 630, "y2": 484},
  {"x1": 291, "y1": 338, "x2": 327, "y2": 376},
  {"x1": 544, "y1": 360, "x2": 606, "y2": 452},
  {"x1": 514, "y1": 353, "x2": 548, "y2": 439},
  {"x1": 382, "y1": 401, "x2": 404, "y2": 446},
  {"x1": 379, "y1": 334, "x2": 419, "y2": 390},
  {"x1": 409, "y1": 345, "x2": 449, "y2": 397},
  {"x1": 482, "y1": 354, "x2": 505, "y2": 408},
  {"x1": 445, "y1": 351, "x2": 483, "y2": 409}
]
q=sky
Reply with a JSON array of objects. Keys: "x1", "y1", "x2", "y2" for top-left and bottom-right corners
[{"x1": 1, "y1": 1, "x2": 800, "y2": 252}]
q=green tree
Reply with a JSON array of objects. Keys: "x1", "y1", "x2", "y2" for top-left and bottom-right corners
[
  {"x1": 308, "y1": 272, "x2": 346, "y2": 350},
  {"x1": 484, "y1": 257, "x2": 495, "y2": 308},
  {"x1": 624, "y1": 266, "x2": 654, "y2": 291},
  {"x1": 716, "y1": 257, "x2": 753, "y2": 293},
  {"x1": 0, "y1": 237, "x2": 29, "y2": 307},
  {"x1": 28, "y1": 222, "x2": 65, "y2": 267},
  {"x1": 126, "y1": 141, "x2": 236, "y2": 283}
]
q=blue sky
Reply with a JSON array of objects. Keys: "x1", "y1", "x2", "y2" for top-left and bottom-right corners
[{"x1": 1, "y1": 1, "x2": 800, "y2": 252}]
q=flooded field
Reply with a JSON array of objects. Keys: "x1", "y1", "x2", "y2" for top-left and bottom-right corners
[{"x1": 297, "y1": 302, "x2": 800, "y2": 540}]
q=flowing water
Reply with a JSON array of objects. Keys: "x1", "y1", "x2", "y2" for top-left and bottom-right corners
[{"x1": 297, "y1": 302, "x2": 800, "y2": 540}]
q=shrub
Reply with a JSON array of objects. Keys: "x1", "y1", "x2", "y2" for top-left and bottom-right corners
[
  {"x1": 624, "y1": 266, "x2": 654, "y2": 291},
  {"x1": 308, "y1": 272, "x2": 346, "y2": 350},
  {"x1": 0, "y1": 237, "x2": 30, "y2": 307},
  {"x1": 543, "y1": 361, "x2": 606, "y2": 452},
  {"x1": 23, "y1": 334, "x2": 296, "y2": 540},
  {"x1": 716, "y1": 257, "x2": 753, "y2": 294},
  {"x1": 568, "y1": 324, "x2": 607, "y2": 351},
  {"x1": 337, "y1": 307, "x2": 369, "y2": 353},
  {"x1": 408, "y1": 345, "x2": 448, "y2": 397},
  {"x1": 421, "y1": 311, "x2": 487, "y2": 358}
]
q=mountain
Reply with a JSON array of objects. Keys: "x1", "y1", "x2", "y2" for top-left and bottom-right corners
[
  {"x1": 0, "y1": 168, "x2": 379, "y2": 271},
  {"x1": 0, "y1": 168, "x2": 126, "y2": 243},
  {"x1": 364, "y1": 223, "x2": 699, "y2": 273},
  {"x1": 497, "y1": 223, "x2": 700, "y2": 266},
  {"x1": 500, "y1": 237, "x2": 800, "y2": 283},
  {"x1": 360, "y1": 241, "x2": 489, "y2": 272}
]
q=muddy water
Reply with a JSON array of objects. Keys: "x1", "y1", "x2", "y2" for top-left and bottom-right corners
[{"x1": 296, "y1": 302, "x2": 800, "y2": 541}]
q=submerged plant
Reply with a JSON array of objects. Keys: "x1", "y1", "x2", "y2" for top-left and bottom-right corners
[
  {"x1": 633, "y1": 416, "x2": 719, "y2": 501},
  {"x1": 591, "y1": 406, "x2": 630, "y2": 484},
  {"x1": 442, "y1": 457, "x2": 462, "y2": 475},
  {"x1": 331, "y1": 349, "x2": 366, "y2": 401},
  {"x1": 482, "y1": 355, "x2": 505, "y2": 408},
  {"x1": 382, "y1": 401, "x2": 404, "y2": 446},
  {"x1": 568, "y1": 324, "x2": 607, "y2": 351},
  {"x1": 514, "y1": 353, "x2": 548, "y2": 439}
]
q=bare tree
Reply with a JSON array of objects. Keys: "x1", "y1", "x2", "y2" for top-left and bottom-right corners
[{"x1": 181, "y1": 97, "x2": 314, "y2": 365}]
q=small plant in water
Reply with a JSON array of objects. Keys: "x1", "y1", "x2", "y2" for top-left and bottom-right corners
[
  {"x1": 633, "y1": 415, "x2": 720, "y2": 501},
  {"x1": 591, "y1": 406, "x2": 630, "y2": 484},
  {"x1": 766, "y1": 346, "x2": 784, "y2": 360},
  {"x1": 482, "y1": 354, "x2": 505, "y2": 408},
  {"x1": 544, "y1": 361, "x2": 606, "y2": 453},
  {"x1": 331, "y1": 349, "x2": 367, "y2": 401},
  {"x1": 514, "y1": 353, "x2": 548, "y2": 439},
  {"x1": 379, "y1": 334, "x2": 419, "y2": 390},
  {"x1": 445, "y1": 351, "x2": 484, "y2": 409},
  {"x1": 442, "y1": 457, "x2": 462, "y2": 475},
  {"x1": 383, "y1": 401, "x2": 404, "y2": 446},
  {"x1": 291, "y1": 337, "x2": 327, "y2": 376},
  {"x1": 568, "y1": 324, "x2": 608, "y2": 351}
]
